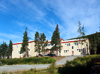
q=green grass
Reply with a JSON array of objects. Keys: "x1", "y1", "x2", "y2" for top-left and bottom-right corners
[
  {"x1": 58, "y1": 55, "x2": 100, "y2": 74},
  {"x1": 0, "y1": 57, "x2": 56, "y2": 65}
]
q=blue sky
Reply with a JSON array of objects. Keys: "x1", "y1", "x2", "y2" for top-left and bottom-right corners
[{"x1": 0, "y1": 0, "x2": 100, "y2": 44}]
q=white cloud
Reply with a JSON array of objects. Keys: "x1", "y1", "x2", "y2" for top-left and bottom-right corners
[
  {"x1": 41, "y1": 0, "x2": 100, "y2": 39},
  {"x1": 0, "y1": 0, "x2": 100, "y2": 42},
  {"x1": 0, "y1": 33, "x2": 22, "y2": 44},
  {"x1": 0, "y1": 33, "x2": 21, "y2": 39}
]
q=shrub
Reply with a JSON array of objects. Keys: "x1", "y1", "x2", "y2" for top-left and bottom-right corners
[
  {"x1": 59, "y1": 55, "x2": 100, "y2": 74},
  {"x1": 30, "y1": 68, "x2": 37, "y2": 72},
  {"x1": 2, "y1": 71, "x2": 6, "y2": 74},
  {"x1": 0, "y1": 57, "x2": 56, "y2": 65},
  {"x1": 48, "y1": 61, "x2": 56, "y2": 74},
  {"x1": 9, "y1": 72, "x2": 12, "y2": 74}
]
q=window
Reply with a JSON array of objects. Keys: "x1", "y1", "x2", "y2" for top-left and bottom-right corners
[
  {"x1": 16, "y1": 45, "x2": 18, "y2": 48},
  {"x1": 72, "y1": 46, "x2": 74, "y2": 49},
  {"x1": 51, "y1": 45, "x2": 53, "y2": 46},
  {"x1": 65, "y1": 43, "x2": 70, "y2": 46},
  {"x1": 75, "y1": 43, "x2": 78, "y2": 45},
  {"x1": 69, "y1": 43, "x2": 70, "y2": 46},
  {"x1": 81, "y1": 49, "x2": 83, "y2": 52},
  {"x1": 18, "y1": 51, "x2": 20, "y2": 54},
  {"x1": 67, "y1": 43, "x2": 70, "y2": 46},
  {"x1": 79, "y1": 49, "x2": 81, "y2": 52},
  {"x1": 86, "y1": 43, "x2": 88, "y2": 46},
  {"x1": 64, "y1": 50, "x2": 69, "y2": 53},
  {"x1": 47, "y1": 44, "x2": 50, "y2": 46},
  {"x1": 64, "y1": 50, "x2": 66, "y2": 53}
]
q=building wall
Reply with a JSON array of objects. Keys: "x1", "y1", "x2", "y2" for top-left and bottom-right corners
[
  {"x1": 60, "y1": 39, "x2": 90, "y2": 56},
  {"x1": 28, "y1": 42, "x2": 36, "y2": 57},
  {"x1": 12, "y1": 38, "x2": 90, "y2": 58},
  {"x1": 12, "y1": 44, "x2": 22, "y2": 58},
  {"x1": 12, "y1": 42, "x2": 36, "y2": 58}
]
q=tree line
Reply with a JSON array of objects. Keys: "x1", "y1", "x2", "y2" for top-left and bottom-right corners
[
  {"x1": 89, "y1": 32, "x2": 100, "y2": 54},
  {"x1": 0, "y1": 40, "x2": 13, "y2": 59}
]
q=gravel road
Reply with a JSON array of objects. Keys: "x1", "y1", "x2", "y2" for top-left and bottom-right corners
[{"x1": 0, "y1": 55, "x2": 83, "y2": 73}]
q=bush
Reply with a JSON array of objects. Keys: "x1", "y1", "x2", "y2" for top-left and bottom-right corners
[
  {"x1": 48, "y1": 61, "x2": 56, "y2": 74},
  {"x1": 58, "y1": 55, "x2": 100, "y2": 74},
  {"x1": 30, "y1": 68, "x2": 37, "y2": 72},
  {"x1": 0, "y1": 57, "x2": 56, "y2": 65}
]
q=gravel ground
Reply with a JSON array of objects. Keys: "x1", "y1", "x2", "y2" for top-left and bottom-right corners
[{"x1": 0, "y1": 55, "x2": 83, "y2": 73}]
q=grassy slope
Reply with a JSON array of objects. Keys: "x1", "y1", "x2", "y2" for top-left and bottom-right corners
[{"x1": 59, "y1": 55, "x2": 100, "y2": 74}]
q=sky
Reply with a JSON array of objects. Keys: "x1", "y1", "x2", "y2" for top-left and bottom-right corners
[{"x1": 0, "y1": 0, "x2": 100, "y2": 44}]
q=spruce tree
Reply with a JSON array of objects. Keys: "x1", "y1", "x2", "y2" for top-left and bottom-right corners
[
  {"x1": 90, "y1": 35, "x2": 94, "y2": 54},
  {"x1": 93, "y1": 34, "x2": 97, "y2": 54},
  {"x1": 9, "y1": 40, "x2": 13, "y2": 58},
  {"x1": 77, "y1": 21, "x2": 86, "y2": 54},
  {"x1": 51, "y1": 24, "x2": 60, "y2": 57},
  {"x1": 40, "y1": 33, "x2": 48, "y2": 56},
  {"x1": 20, "y1": 28, "x2": 29, "y2": 57},
  {"x1": 0, "y1": 45, "x2": 2, "y2": 59},
  {"x1": 6, "y1": 47, "x2": 10, "y2": 59},
  {"x1": 34, "y1": 31, "x2": 41, "y2": 55},
  {"x1": 95, "y1": 27, "x2": 100, "y2": 54},
  {"x1": 1, "y1": 42, "x2": 8, "y2": 59}
]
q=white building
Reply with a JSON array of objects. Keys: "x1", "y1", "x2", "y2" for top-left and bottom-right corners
[{"x1": 12, "y1": 38, "x2": 90, "y2": 58}]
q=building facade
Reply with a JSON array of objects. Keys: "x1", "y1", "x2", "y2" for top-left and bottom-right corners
[{"x1": 12, "y1": 38, "x2": 90, "y2": 58}]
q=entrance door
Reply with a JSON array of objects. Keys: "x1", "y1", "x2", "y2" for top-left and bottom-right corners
[
  {"x1": 83, "y1": 48, "x2": 86, "y2": 55},
  {"x1": 72, "y1": 51, "x2": 74, "y2": 55}
]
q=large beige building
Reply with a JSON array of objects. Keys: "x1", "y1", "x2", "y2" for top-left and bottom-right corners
[{"x1": 12, "y1": 38, "x2": 90, "y2": 58}]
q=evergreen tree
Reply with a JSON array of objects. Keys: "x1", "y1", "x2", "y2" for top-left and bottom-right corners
[
  {"x1": 20, "y1": 28, "x2": 29, "y2": 57},
  {"x1": 0, "y1": 45, "x2": 2, "y2": 59},
  {"x1": 90, "y1": 36, "x2": 94, "y2": 54},
  {"x1": 93, "y1": 34, "x2": 97, "y2": 54},
  {"x1": 77, "y1": 21, "x2": 86, "y2": 54},
  {"x1": 9, "y1": 40, "x2": 13, "y2": 58},
  {"x1": 6, "y1": 47, "x2": 10, "y2": 59},
  {"x1": 34, "y1": 31, "x2": 41, "y2": 55},
  {"x1": 51, "y1": 24, "x2": 61, "y2": 57},
  {"x1": 77, "y1": 21, "x2": 82, "y2": 39},
  {"x1": 1, "y1": 42, "x2": 8, "y2": 59},
  {"x1": 96, "y1": 27, "x2": 100, "y2": 54},
  {"x1": 40, "y1": 33, "x2": 48, "y2": 56}
]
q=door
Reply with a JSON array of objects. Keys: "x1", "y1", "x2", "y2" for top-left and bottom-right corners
[
  {"x1": 72, "y1": 51, "x2": 74, "y2": 55},
  {"x1": 83, "y1": 48, "x2": 86, "y2": 55}
]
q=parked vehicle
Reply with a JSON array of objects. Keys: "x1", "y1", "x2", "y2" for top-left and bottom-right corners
[
  {"x1": 44, "y1": 54, "x2": 48, "y2": 56},
  {"x1": 44, "y1": 54, "x2": 56, "y2": 57}
]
